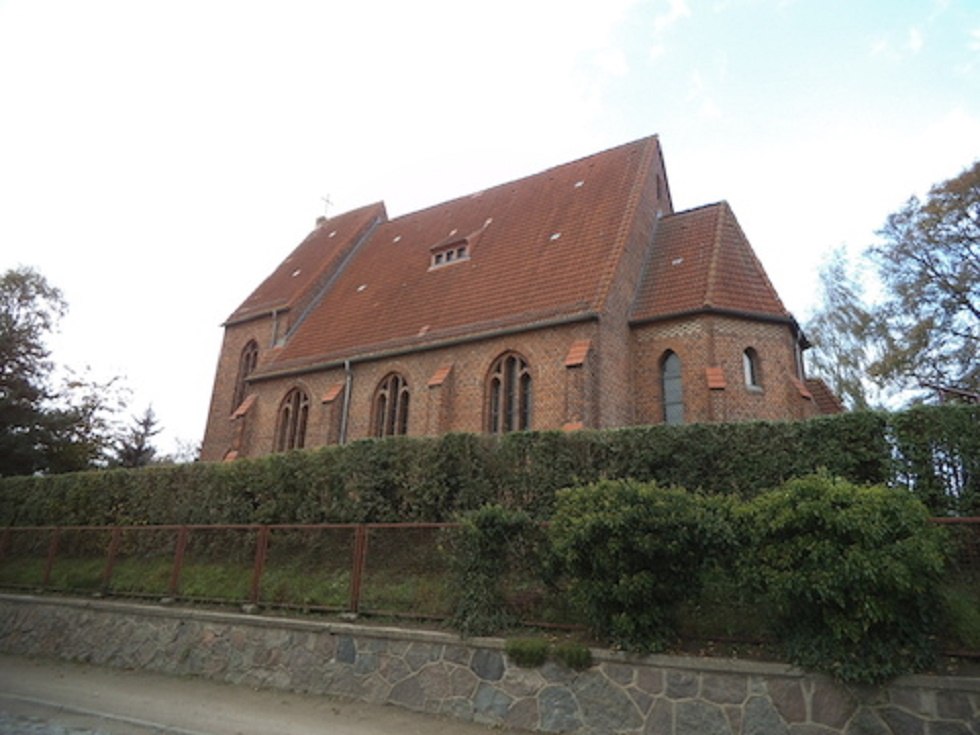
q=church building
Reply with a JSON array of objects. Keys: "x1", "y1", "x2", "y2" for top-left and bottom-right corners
[{"x1": 201, "y1": 136, "x2": 839, "y2": 462}]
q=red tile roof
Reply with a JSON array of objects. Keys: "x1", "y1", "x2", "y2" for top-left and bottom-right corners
[
  {"x1": 630, "y1": 202, "x2": 790, "y2": 324},
  {"x1": 227, "y1": 202, "x2": 387, "y2": 324},
  {"x1": 263, "y1": 137, "x2": 665, "y2": 373},
  {"x1": 234, "y1": 137, "x2": 797, "y2": 380},
  {"x1": 805, "y1": 378, "x2": 845, "y2": 414}
]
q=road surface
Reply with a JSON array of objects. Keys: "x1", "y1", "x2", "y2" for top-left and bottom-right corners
[{"x1": 0, "y1": 654, "x2": 511, "y2": 735}]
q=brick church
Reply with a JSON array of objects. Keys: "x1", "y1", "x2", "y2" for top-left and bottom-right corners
[{"x1": 201, "y1": 136, "x2": 840, "y2": 462}]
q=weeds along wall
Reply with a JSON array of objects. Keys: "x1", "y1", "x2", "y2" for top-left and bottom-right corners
[{"x1": 0, "y1": 406, "x2": 977, "y2": 526}]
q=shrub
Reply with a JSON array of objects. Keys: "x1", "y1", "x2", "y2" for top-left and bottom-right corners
[
  {"x1": 447, "y1": 505, "x2": 537, "y2": 636},
  {"x1": 505, "y1": 638, "x2": 550, "y2": 667},
  {"x1": 551, "y1": 641, "x2": 593, "y2": 671},
  {"x1": 741, "y1": 474, "x2": 948, "y2": 684},
  {"x1": 549, "y1": 480, "x2": 736, "y2": 652},
  {"x1": 504, "y1": 638, "x2": 593, "y2": 670}
]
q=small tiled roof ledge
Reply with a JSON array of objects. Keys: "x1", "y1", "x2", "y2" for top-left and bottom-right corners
[
  {"x1": 629, "y1": 305, "x2": 797, "y2": 329},
  {"x1": 250, "y1": 311, "x2": 601, "y2": 383}
]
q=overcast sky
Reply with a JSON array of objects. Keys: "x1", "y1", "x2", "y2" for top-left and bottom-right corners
[{"x1": 1, "y1": 0, "x2": 978, "y2": 455}]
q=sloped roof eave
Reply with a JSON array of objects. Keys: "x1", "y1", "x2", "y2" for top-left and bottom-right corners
[
  {"x1": 629, "y1": 305, "x2": 796, "y2": 329},
  {"x1": 250, "y1": 309, "x2": 600, "y2": 383}
]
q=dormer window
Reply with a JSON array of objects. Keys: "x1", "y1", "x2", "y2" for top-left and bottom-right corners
[{"x1": 430, "y1": 240, "x2": 470, "y2": 269}]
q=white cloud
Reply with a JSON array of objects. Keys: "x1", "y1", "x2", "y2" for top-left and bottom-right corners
[
  {"x1": 653, "y1": 0, "x2": 691, "y2": 34},
  {"x1": 908, "y1": 27, "x2": 924, "y2": 53},
  {"x1": 969, "y1": 28, "x2": 980, "y2": 52},
  {"x1": 870, "y1": 37, "x2": 890, "y2": 57}
]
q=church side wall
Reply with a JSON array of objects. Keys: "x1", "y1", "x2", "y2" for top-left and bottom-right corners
[
  {"x1": 200, "y1": 317, "x2": 278, "y2": 462},
  {"x1": 221, "y1": 321, "x2": 599, "y2": 458},
  {"x1": 630, "y1": 315, "x2": 817, "y2": 426}
]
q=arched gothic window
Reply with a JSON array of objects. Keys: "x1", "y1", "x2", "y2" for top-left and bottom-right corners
[
  {"x1": 373, "y1": 373, "x2": 410, "y2": 437},
  {"x1": 661, "y1": 351, "x2": 684, "y2": 425},
  {"x1": 275, "y1": 387, "x2": 309, "y2": 451},
  {"x1": 487, "y1": 352, "x2": 532, "y2": 434},
  {"x1": 232, "y1": 340, "x2": 259, "y2": 412},
  {"x1": 743, "y1": 348, "x2": 762, "y2": 388}
]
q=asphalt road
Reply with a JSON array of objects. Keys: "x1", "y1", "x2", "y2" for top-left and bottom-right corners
[{"x1": 0, "y1": 655, "x2": 510, "y2": 735}]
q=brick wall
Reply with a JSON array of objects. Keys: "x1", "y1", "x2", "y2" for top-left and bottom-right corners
[{"x1": 630, "y1": 315, "x2": 818, "y2": 426}]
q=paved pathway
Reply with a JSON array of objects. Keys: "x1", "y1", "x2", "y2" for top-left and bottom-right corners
[{"x1": 0, "y1": 654, "x2": 512, "y2": 735}]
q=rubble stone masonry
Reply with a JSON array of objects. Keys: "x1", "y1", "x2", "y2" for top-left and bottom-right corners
[{"x1": 1, "y1": 595, "x2": 976, "y2": 734}]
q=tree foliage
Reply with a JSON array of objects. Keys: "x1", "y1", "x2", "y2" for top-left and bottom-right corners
[
  {"x1": 0, "y1": 267, "x2": 130, "y2": 476},
  {"x1": 868, "y1": 160, "x2": 980, "y2": 395},
  {"x1": 112, "y1": 405, "x2": 161, "y2": 468},
  {"x1": 804, "y1": 248, "x2": 876, "y2": 409}
]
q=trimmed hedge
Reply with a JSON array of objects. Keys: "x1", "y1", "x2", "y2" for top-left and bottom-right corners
[{"x1": 1, "y1": 406, "x2": 976, "y2": 526}]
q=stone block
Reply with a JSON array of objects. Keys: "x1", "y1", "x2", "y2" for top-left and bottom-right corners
[
  {"x1": 702, "y1": 673, "x2": 749, "y2": 705},
  {"x1": 539, "y1": 685, "x2": 582, "y2": 733},
  {"x1": 768, "y1": 679, "x2": 807, "y2": 723},
  {"x1": 470, "y1": 648, "x2": 505, "y2": 682},
  {"x1": 675, "y1": 699, "x2": 733, "y2": 735},
  {"x1": 844, "y1": 709, "x2": 890, "y2": 735},
  {"x1": 744, "y1": 695, "x2": 789, "y2": 735},
  {"x1": 666, "y1": 670, "x2": 700, "y2": 699},
  {"x1": 878, "y1": 706, "x2": 926, "y2": 735},
  {"x1": 812, "y1": 681, "x2": 858, "y2": 730},
  {"x1": 572, "y1": 672, "x2": 643, "y2": 732}
]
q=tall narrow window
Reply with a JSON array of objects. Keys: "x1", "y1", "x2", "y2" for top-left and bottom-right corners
[
  {"x1": 743, "y1": 348, "x2": 762, "y2": 388},
  {"x1": 487, "y1": 352, "x2": 532, "y2": 434},
  {"x1": 662, "y1": 351, "x2": 684, "y2": 425},
  {"x1": 373, "y1": 373, "x2": 410, "y2": 437},
  {"x1": 232, "y1": 340, "x2": 259, "y2": 412},
  {"x1": 275, "y1": 387, "x2": 309, "y2": 451}
]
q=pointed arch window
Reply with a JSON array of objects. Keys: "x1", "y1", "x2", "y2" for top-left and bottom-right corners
[
  {"x1": 662, "y1": 351, "x2": 684, "y2": 425},
  {"x1": 232, "y1": 340, "x2": 259, "y2": 413},
  {"x1": 743, "y1": 348, "x2": 762, "y2": 389},
  {"x1": 487, "y1": 352, "x2": 532, "y2": 434},
  {"x1": 373, "y1": 373, "x2": 410, "y2": 437},
  {"x1": 275, "y1": 387, "x2": 310, "y2": 451}
]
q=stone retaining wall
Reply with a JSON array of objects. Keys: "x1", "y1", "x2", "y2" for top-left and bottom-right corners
[{"x1": 1, "y1": 594, "x2": 977, "y2": 734}]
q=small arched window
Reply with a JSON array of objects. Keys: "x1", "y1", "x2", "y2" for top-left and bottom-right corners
[
  {"x1": 373, "y1": 373, "x2": 410, "y2": 437},
  {"x1": 275, "y1": 387, "x2": 309, "y2": 451},
  {"x1": 743, "y1": 348, "x2": 762, "y2": 388},
  {"x1": 487, "y1": 352, "x2": 532, "y2": 434},
  {"x1": 661, "y1": 351, "x2": 684, "y2": 425},
  {"x1": 232, "y1": 340, "x2": 259, "y2": 412}
]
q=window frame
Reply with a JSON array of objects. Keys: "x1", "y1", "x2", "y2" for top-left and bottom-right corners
[
  {"x1": 275, "y1": 387, "x2": 310, "y2": 452},
  {"x1": 232, "y1": 339, "x2": 259, "y2": 413},
  {"x1": 661, "y1": 350, "x2": 684, "y2": 425},
  {"x1": 486, "y1": 352, "x2": 532, "y2": 434},
  {"x1": 743, "y1": 347, "x2": 762, "y2": 390},
  {"x1": 372, "y1": 372, "x2": 411, "y2": 438}
]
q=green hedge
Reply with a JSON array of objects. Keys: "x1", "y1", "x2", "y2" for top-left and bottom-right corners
[
  {"x1": 540, "y1": 474, "x2": 949, "y2": 684},
  {"x1": 1, "y1": 406, "x2": 976, "y2": 526}
]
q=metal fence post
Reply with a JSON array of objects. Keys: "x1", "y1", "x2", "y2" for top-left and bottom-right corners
[
  {"x1": 250, "y1": 525, "x2": 270, "y2": 605},
  {"x1": 169, "y1": 526, "x2": 189, "y2": 596},
  {"x1": 42, "y1": 527, "x2": 60, "y2": 588},
  {"x1": 101, "y1": 527, "x2": 122, "y2": 592},
  {"x1": 350, "y1": 525, "x2": 368, "y2": 614}
]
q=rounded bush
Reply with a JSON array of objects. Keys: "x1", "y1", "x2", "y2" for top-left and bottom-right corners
[
  {"x1": 550, "y1": 479, "x2": 735, "y2": 652},
  {"x1": 741, "y1": 474, "x2": 948, "y2": 683}
]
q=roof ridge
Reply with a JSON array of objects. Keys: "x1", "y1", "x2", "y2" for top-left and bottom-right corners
[
  {"x1": 703, "y1": 200, "x2": 728, "y2": 308},
  {"x1": 719, "y1": 202, "x2": 790, "y2": 317},
  {"x1": 590, "y1": 137, "x2": 661, "y2": 309}
]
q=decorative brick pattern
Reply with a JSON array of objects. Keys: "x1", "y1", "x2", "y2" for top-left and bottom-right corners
[{"x1": 2, "y1": 596, "x2": 977, "y2": 735}]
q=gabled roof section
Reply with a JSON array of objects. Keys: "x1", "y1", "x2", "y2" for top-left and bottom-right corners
[
  {"x1": 630, "y1": 202, "x2": 790, "y2": 324},
  {"x1": 226, "y1": 202, "x2": 387, "y2": 325},
  {"x1": 263, "y1": 137, "x2": 666, "y2": 373}
]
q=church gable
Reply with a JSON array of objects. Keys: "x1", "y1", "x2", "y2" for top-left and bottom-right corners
[{"x1": 263, "y1": 136, "x2": 670, "y2": 374}]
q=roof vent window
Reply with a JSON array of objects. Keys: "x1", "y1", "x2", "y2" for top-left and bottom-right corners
[{"x1": 429, "y1": 240, "x2": 470, "y2": 269}]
